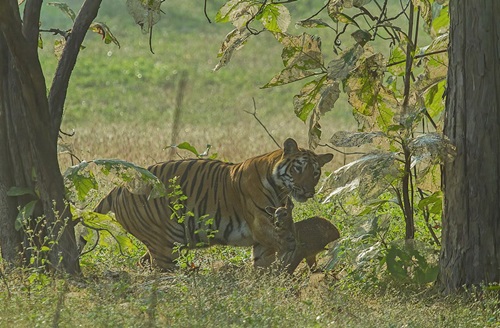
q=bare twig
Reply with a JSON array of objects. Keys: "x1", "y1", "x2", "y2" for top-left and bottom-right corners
[
  {"x1": 417, "y1": 187, "x2": 441, "y2": 246},
  {"x1": 39, "y1": 28, "x2": 70, "y2": 39},
  {"x1": 204, "y1": 0, "x2": 211, "y2": 23},
  {"x1": 244, "y1": 98, "x2": 280, "y2": 148},
  {"x1": 169, "y1": 72, "x2": 188, "y2": 159},
  {"x1": 320, "y1": 143, "x2": 366, "y2": 156},
  {"x1": 149, "y1": 24, "x2": 155, "y2": 54},
  {"x1": 387, "y1": 49, "x2": 448, "y2": 67},
  {"x1": 304, "y1": 0, "x2": 330, "y2": 20}
]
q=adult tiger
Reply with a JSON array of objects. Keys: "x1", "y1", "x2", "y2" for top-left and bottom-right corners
[{"x1": 94, "y1": 138, "x2": 333, "y2": 271}]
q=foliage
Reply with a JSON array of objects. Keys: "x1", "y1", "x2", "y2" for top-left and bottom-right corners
[
  {"x1": 64, "y1": 158, "x2": 167, "y2": 202},
  {"x1": 201, "y1": 0, "x2": 452, "y2": 284},
  {"x1": 44, "y1": 1, "x2": 120, "y2": 56}
]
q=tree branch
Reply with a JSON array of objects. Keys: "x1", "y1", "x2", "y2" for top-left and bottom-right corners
[
  {"x1": 22, "y1": 0, "x2": 42, "y2": 50},
  {"x1": 48, "y1": 0, "x2": 103, "y2": 144},
  {"x1": 244, "y1": 98, "x2": 280, "y2": 148},
  {"x1": 0, "y1": 0, "x2": 50, "y2": 127}
]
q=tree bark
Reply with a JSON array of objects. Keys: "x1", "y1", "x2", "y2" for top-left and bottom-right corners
[
  {"x1": 0, "y1": 0, "x2": 81, "y2": 274},
  {"x1": 439, "y1": 0, "x2": 500, "y2": 293}
]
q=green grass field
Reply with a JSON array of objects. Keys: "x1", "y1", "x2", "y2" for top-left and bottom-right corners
[
  {"x1": 1, "y1": 1, "x2": 498, "y2": 327},
  {"x1": 40, "y1": 0, "x2": 355, "y2": 169}
]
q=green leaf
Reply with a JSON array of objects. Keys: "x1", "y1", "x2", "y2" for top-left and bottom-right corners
[
  {"x1": 81, "y1": 211, "x2": 137, "y2": 254},
  {"x1": 215, "y1": 0, "x2": 259, "y2": 29},
  {"x1": 53, "y1": 38, "x2": 65, "y2": 59},
  {"x1": 90, "y1": 22, "x2": 121, "y2": 48},
  {"x1": 424, "y1": 80, "x2": 446, "y2": 119},
  {"x1": 293, "y1": 77, "x2": 325, "y2": 121},
  {"x1": 48, "y1": 2, "x2": 76, "y2": 21},
  {"x1": 94, "y1": 159, "x2": 167, "y2": 198},
  {"x1": 387, "y1": 47, "x2": 406, "y2": 76},
  {"x1": 296, "y1": 18, "x2": 331, "y2": 29},
  {"x1": 64, "y1": 159, "x2": 167, "y2": 201},
  {"x1": 69, "y1": 169, "x2": 98, "y2": 202},
  {"x1": 174, "y1": 142, "x2": 200, "y2": 156},
  {"x1": 418, "y1": 191, "x2": 442, "y2": 215},
  {"x1": 386, "y1": 246, "x2": 410, "y2": 279},
  {"x1": 336, "y1": 13, "x2": 360, "y2": 27},
  {"x1": 38, "y1": 34, "x2": 43, "y2": 49},
  {"x1": 431, "y1": 4, "x2": 449, "y2": 35},
  {"x1": 15, "y1": 200, "x2": 38, "y2": 231},
  {"x1": 263, "y1": 33, "x2": 323, "y2": 88},
  {"x1": 257, "y1": 3, "x2": 291, "y2": 33},
  {"x1": 7, "y1": 186, "x2": 36, "y2": 197}
]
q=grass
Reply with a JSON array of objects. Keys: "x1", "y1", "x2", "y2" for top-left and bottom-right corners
[
  {"x1": 2, "y1": 1, "x2": 498, "y2": 327},
  {"x1": 1, "y1": 259, "x2": 498, "y2": 327}
]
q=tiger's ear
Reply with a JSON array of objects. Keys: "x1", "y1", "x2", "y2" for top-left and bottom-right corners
[
  {"x1": 283, "y1": 138, "x2": 299, "y2": 155},
  {"x1": 318, "y1": 153, "x2": 334, "y2": 167},
  {"x1": 285, "y1": 197, "x2": 294, "y2": 211}
]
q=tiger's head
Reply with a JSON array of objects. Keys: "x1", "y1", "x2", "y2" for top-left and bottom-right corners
[{"x1": 273, "y1": 138, "x2": 334, "y2": 203}]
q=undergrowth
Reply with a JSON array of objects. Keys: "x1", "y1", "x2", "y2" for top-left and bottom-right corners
[{"x1": 0, "y1": 249, "x2": 498, "y2": 328}]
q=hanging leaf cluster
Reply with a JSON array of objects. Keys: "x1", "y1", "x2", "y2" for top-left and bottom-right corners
[{"x1": 64, "y1": 159, "x2": 167, "y2": 203}]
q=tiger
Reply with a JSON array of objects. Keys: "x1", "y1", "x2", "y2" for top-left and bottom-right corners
[
  {"x1": 93, "y1": 138, "x2": 333, "y2": 271},
  {"x1": 266, "y1": 199, "x2": 341, "y2": 274}
]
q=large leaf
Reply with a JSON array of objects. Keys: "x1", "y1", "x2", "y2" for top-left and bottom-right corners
[
  {"x1": 15, "y1": 200, "x2": 38, "y2": 231},
  {"x1": 89, "y1": 22, "x2": 120, "y2": 48},
  {"x1": 7, "y1": 186, "x2": 36, "y2": 197},
  {"x1": 408, "y1": 132, "x2": 456, "y2": 169},
  {"x1": 345, "y1": 52, "x2": 403, "y2": 133},
  {"x1": 293, "y1": 76, "x2": 339, "y2": 122},
  {"x1": 48, "y1": 2, "x2": 76, "y2": 21},
  {"x1": 321, "y1": 151, "x2": 400, "y2": 202},
  {"x1": 296, "y1": 18, "x2": 331, "y2": 29},
  {"x1": 431, "y1": 3, "x2": 449, "y2": 36},
  {"x1": 214, "y1": 28, "x2": 252, "y2": 71},
  {"x1": 126, "y1": 0, "x2": 162, "y2": 34},
  {"x1": 330, "y1": 131, "x2": 384, "y2": 147},
  {"x1": 79, "y1": 210, "x2": 136, "y2": 254},
  {"x1": 307, "y1": 79, "x2": 341, "y2": 149},
  {"x1": 327, "y1": 43, "x2": 365, "y2": 81},
  {"x1": 418, "y1": 191, "x2": 442, "y2": 215},
  {"x1": 412, "y1": 0, "x2": 432, "y2": 33},
  {"x1": 64, "y1": 159, "x2": 167, "y2": 202},
  {"x1": 215, "y1": 0, "x2": 260, "y2": 29},
  {"x1": 263, "y1": 33, "x2": 323, "y2": 88},
  {"x1": 257, "y1": 3, "x2": 291, "y2": 33}
]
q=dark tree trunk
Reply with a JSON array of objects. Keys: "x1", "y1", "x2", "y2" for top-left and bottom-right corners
[
  {"x1": 0, "y1": 0, "x2": 101, "y2": 274},
  {"x1": 0, "y1": 34, "x2": 22, "y2": 263},
  {"x1": 439, "y1": 0, "x2": 500, "y2": 293}
]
